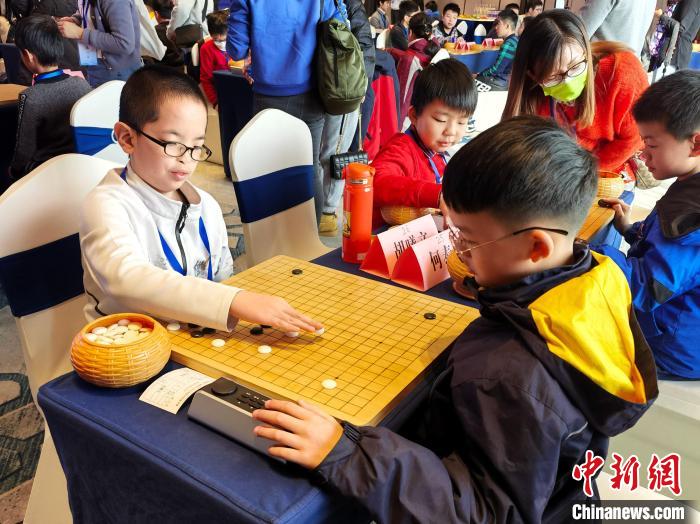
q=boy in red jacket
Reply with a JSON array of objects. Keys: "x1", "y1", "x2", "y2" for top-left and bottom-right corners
[
  {"x1": 372, "y1": 59, "x2": 477, "y2": 226},
  {"x1": 199, "y1": 10, "x2": 230, "y2": 108}
]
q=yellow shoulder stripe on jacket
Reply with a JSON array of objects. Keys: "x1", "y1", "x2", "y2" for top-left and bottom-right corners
[{"x1": 528, "y1": 252, "x2": 647, "y2": 404}]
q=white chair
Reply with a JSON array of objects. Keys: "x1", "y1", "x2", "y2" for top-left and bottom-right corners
[
  {"x1": 376, "y1": 28, "x2": 390, "y2": 49},
  {"x1": 70, "y1": 80, "x2": 128, "y2": 164},
  {"x1": 472, "y1": 90, "x2": 509, "y2": 133},
  {"x1": 229, "y1": 109, "x2": 330, "y2": 267},
  {"x1": 0, "y1": 153, "x2": 120, "y2": 524},
  {"x1": 430, "y1": 48, "x2": 451, "y2": 64},
  {"x1": 608, "y1": 380, "x2": 700, "y2": 501}
]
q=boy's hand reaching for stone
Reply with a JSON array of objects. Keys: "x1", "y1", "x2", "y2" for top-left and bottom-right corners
[
  {"x1": 252, "y1": 399, "x2": 343, "y2": 469},
  {"x1": 229, "y1": 290, "x2": 322, "y2": 334},
  {"x1": 600, "y1": 197, "x2": 632, "y2": 234}
]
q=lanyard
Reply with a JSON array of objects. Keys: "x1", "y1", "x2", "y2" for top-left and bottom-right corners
[
  {"x1": 34, "y1": 69, "x2": 63, "y2": 82},
  {"x1": 120, "y1": 168, "x2": 212, "y2": 280},
  {"x1": 549, "y1": 98, "x2": 577, "y2": 139},
  {"x1": 81, "y1": 0, "x2": 90, "y2": 28},
  {"x1": 405, "y1": 128, "x2": 447, "y2": 184}
]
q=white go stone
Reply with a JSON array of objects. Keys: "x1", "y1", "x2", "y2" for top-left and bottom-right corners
[
  {"x1": 97, "y1": 337, "x2": 113, "y2": 345},
  {"x1": 258, "y1": 345, "x2": 272, "y2": 354},
  {"x1": 166, "y1": 323, "x2": 181, "y2": 331},
  {"x1": 128, "y1": 322, "x2": 142, "y2": 331},
  {"x1": 284, "y1": 331, "x2": 300, "y2": 338},
  {"x1": 315, "y1": 327, "x2": 326, "y2": 336},
  {"x1": 84, "y1": 333, "x2": 98, "y2": 343},
  {"x1": 211, "y1": 339, "x2": 225, "y2": 348},
  {"x1": 117, "y1": 319, "x2": 130, "y2": 326},
  {"x1": 108, "y1": 323, "x2": 119, "y2": 330},
  {"x1": 139, "y1": 327, "x2": 151, "y2": 332},
  {"x1": 321, "y1": 379, "x2": 337, "y2": 390},
  {"x1": 113, "y1": 326, "x2": 128, "y2": 334},
  {"x1": 91, "y1": 326, "x2": 107, "y2": 336}
]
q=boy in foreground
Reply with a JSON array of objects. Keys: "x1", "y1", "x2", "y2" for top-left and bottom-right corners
[{"x1": 253, "y1": 116, "x2": 658, "y2": 523}]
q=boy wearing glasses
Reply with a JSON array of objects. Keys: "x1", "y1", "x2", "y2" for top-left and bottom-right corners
[
  {"x1": 80, "y1": 66, "x2": 322, "y2": 334},
  {"x1": 249, "y1": 116, "x2": 658, "y2": 522}
]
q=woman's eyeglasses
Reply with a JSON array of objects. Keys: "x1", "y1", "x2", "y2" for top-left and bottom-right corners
[
  {"x1": 130, "y1": 125, "x2": 213, "y2": 162},
  {"x1": 541, "y1": 59, "x2": 587, "y2": 88}
]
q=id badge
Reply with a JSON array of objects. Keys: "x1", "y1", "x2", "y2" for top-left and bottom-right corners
[{"x1": 78, "y1": 42, "x2": 98, "y2": 66}]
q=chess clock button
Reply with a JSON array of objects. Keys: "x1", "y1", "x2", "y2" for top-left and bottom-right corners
[{"x1": 210, "y1": 378, "x2": 238, "y2": 396}]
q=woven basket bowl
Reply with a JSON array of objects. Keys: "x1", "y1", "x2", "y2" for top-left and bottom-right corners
[
  {"x1": 447, "y1": 250, "x2": 476, "y2": 299},
  {"x1": 380, "y1": 206, "x2": 438, "y2": 226},
  {"x1": 71, "y1": 313, "x2": 171, "y2": 388},
  {"x1": 597, "y1": 170, "x2": 625, "y2": 199}
]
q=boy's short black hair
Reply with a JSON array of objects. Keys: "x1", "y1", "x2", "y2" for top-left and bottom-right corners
[
  {"x1": 152, "y1": 0, "x2": 173, "y2": 19},
  {"x1": 399, "y1": 1, "x2": 419, "y2": 19},
  {"x1": 14, "y1": 14, "x2": 63, "y2": 66},
  {"x1": 206, "y1": 9, "x2": 229, "y2": 36},
  {"x1": 633, "y1": 70, "x2": 700, "y2": 141},
  {"x1": 443, "y1": 2, "x2": 460, "y2": 15},
  {"x1": 425, "y1": 1, "x2": 438, "y2": 11},
  {"x1": 505, "y1": 2, "x2": 520, "y2": 11},
  {"x1": 525, "y1": 0, "x2": 544, "y2": 10},
  {"x1": 442, "y1": 116, "x2": 597, "y2": 229},
  {"x1": 411, "y1": 58, "x2": 477, "y2": 117},
  {"x1": 119, "y1": 65, "x2": 208, "y2": 130},
  {"x1": 498, "y1": 8, "x2": 518, "y2": 29}
]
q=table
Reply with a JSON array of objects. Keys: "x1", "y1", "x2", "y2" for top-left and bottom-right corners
[
  {"x1": 0, "y1": 84, "x2": 25, "y2": 193},
  {"x1": 214, "y1": 69, "x2": 254, "y2": 178},
  {"x1": 690, "y1": 51, "x2": 700, "y2": 70},
  {"x1": 449, "y1": 49, "x2": 499, "y2": 74},
  {"x1": 37, "y1": 253, "x2": 471, "y2": 522}
]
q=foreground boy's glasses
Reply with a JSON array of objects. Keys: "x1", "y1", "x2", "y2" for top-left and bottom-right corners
[
  {"x1": 130, "y1": 125, "x2": 213, "y2": 162},
  {"x1": 541, "y1": 59, "x2": 587, "y2": 88},
  {"x1": 448, "y1": 223, "x2": 569, "y2": 259}
]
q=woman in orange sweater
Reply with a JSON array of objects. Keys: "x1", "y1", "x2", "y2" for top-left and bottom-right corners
[{"x1": 502, "y1": 9, "x2": 648, "y2": 178}]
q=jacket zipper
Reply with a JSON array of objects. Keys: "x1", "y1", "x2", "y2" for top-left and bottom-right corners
[{"x1": 175, "y1": 198, "x2": 190, "y2": 275}]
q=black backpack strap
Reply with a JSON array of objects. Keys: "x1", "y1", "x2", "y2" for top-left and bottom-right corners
[{"x1": 201, "y1": 0, "x2": 208, "y2": 23}]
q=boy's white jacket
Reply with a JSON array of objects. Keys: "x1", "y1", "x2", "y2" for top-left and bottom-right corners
[{"x1": 80, "y1": 165, "x2": 241, "y2": 331}]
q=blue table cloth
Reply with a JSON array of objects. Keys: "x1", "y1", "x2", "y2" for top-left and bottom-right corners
[
  {"x1": 690, "y1": 51, "x2": 700, "y2": 70},
  {"x1": 38, "y1": 362, "x2": 370, "y2": 524},
  {"x1": 449, "y1": 50, "x2": 499, "y2": 74}
]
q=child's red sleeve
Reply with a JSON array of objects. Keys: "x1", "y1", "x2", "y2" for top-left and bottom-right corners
[{"x1": 372, "y1": 137, "x2": 442, "y2": 209}]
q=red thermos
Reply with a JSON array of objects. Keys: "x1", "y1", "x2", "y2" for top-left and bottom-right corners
[{"x1": 342, "y1": 163, "x2": 374, "y2": 263}]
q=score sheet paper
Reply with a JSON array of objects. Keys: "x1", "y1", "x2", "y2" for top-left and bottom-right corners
[{"x1": 139, "y1": 368, "x2": 215, "y2": 414}]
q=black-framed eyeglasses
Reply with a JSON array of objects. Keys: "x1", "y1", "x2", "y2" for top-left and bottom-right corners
[
  {"x1": 448, "y1": 223, "x2": 569, "y2": 260},
  {"x1": 541, "y1": 59, "x2": 588, "y2": 88},
  {"x1": 130, "y1": 125, "x2": 212, "y2": 162}
]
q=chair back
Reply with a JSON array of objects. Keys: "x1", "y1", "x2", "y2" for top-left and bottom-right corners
[
  {"x1": 430, "y1": 48, "x2": 450, "y2": 64},
  {"x1": 0, "y1": 154, "x2": 120, "y2": 399},
  {"x1": 70, "y1": 80, "x2": 127, "y2": 163},
  {"x1": 229, "y1": 109, "x2": 329, "y2": 267},
  {"x1": 471, "y1": 90, "x2": 508, "y2": 133},
  {"x1": 0, "y1": 43, "x2": 22, "y2": 84},
  {"x1": 376, "y1": 28, "x2": 390, "y2": 49},
  {"x1": 191, "y1": 40, "x2": 201, "y2": 66}
]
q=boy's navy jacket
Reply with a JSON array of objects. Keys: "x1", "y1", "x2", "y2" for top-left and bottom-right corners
[
  {"x1": 597, "y1": 173, "x2": 700, "y2": 379},
  {"x1": 227, "y1": 0, "x2": 344, "y2": 96},
  {"x1": 316, "y1": 245, "x2": 658, "y2": 523}
]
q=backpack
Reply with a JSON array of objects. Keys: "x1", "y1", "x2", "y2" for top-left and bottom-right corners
[{"x1": 316, "y1": 0, "x2": 368, "y2": 115}]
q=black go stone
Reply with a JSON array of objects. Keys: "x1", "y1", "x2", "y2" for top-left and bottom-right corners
[
  {"x1": 250, "y1": 326, "x2": 264, "y2": 336},
  {"x1": 202, "y1": 327, "x2": 216, "y2": 334},
  {"x1": 191, "y1": 330, "x2": 204, "y2": 338},
  {"x1": 292, "y1": 269, "x2": 303, "y2": 275},
  {"x1": 423, "y1": 312, "x2": 437, "y2": 320}
]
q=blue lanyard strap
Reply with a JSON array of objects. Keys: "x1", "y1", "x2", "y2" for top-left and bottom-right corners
[
  {"x1": 120, "y1": 168, "x2": 212, "y2": 280},
  {"x1": 35, "y1": 70, "x2": 64, "y2": 82},
  {"x1": 81, "y1": 0, "x2": 90, "y2": 28},
  {"x1": 405, "y1": 128, "x2": 447, "y2": 184}
]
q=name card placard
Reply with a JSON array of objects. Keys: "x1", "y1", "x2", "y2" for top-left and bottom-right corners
[
  {"x1": 391, "y1": 230, "x2": 453, "y2": 291},
  {"x1": 360, "y1": 215, "x2": 438, "y2": 278}
]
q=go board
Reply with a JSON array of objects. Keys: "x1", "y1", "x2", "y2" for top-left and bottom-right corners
[
  {"x1": 578, "y1": 204, "x2": 614, "y2": 241},
  {"x1": 168, "y1": 255, "x2": 479, "y2": 426}
]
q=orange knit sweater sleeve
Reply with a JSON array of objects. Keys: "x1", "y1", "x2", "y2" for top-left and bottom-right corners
[{"x1": 590, "y1": 52, "x2": 648, "y2": 172}]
